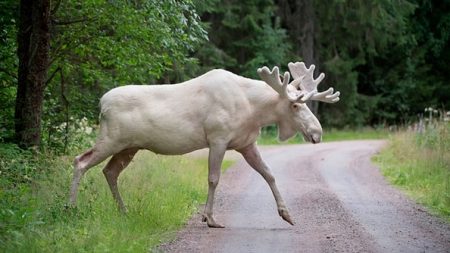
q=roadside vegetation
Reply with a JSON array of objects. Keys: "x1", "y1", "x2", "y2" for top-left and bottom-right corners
[
  {"x1": 0, "y1": 126, "x2": 233, "y2": 252},
  {"x1": 257, "y1": 127, "x2": 388, "y2": 145},
  {"x1": 374, "y1": 120, "x2": 450, "y2": 221}
]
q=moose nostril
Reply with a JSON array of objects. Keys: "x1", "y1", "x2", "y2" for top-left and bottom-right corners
[{"x1": 311, "y1": 134, "x2": 321, "y2": 144}]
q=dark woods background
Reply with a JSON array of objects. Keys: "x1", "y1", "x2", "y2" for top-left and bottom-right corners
[{"x1": 0, "y1": 0, "x2": 449, "y2": 150}]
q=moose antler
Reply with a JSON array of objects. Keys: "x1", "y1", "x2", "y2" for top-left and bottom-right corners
[
  {"x1": 257, "y1": 66, "x2": 300, "y2": 101},
  {"x1": 257, "y1": 62, "x2": 340, "y2": 103},
  {"x1": 288, "y1": 62, "x2": 340, "y2": 103}
]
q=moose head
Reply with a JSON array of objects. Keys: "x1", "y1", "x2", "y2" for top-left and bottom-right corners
[{"x1": 258, "y1": 62, "x2": 340, "y2": 144}]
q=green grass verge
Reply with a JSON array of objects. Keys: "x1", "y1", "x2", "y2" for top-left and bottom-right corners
[
  {"x1": 0, "y1": 145, "x2": 233, "y2": 252},
  {"x1": 257, "y1": 127, "x2": 388, "y2": 145},
  {"x1": 323, "y1": 128, "x2": 388, "y2": 142},
  {"x1": 373, "y1": 124, "x2": 450, "y2": 221}
]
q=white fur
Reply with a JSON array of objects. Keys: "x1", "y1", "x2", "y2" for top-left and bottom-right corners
[
  {"x1": 98, "y1": 69, "x2": 321, "y2": 154},
  {"x1": 69, "y1": 64, "x2": 336, "y2": 228}
]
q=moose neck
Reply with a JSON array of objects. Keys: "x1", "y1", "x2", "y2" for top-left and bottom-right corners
[{"x1": 244, "y1": 79, "x2": 290, "y2": 129}]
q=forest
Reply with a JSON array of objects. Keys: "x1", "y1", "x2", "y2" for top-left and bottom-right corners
[{"x1": 0, "y1": 0, "x2": 449, "y2": 150}]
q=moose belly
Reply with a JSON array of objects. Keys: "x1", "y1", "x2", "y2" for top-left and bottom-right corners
[
  {"x1": 125, "y1": 124, "x2": 208, "y2": 155},
  {"x1": 105, "y1": 107, "x2": 208, "y2": 155},
  {"x1": 140, "y1": 137, "x2": 208, "y2": 155}
]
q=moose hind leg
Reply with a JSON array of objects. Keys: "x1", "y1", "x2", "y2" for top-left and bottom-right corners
[
  {"x1": 102, "y1": 148, "x2": 138, "y2": 213},
  {"x1": 70, "y1": 147, "x2": 112, "y2": 206}
]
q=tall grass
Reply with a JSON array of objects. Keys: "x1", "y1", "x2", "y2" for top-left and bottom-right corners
[
  {"x1": 374, "y1": 122, "x2": 450, "y2": 220},
  {"x1": 0, "y1": 144, "x2": 224, "y2": 252}
]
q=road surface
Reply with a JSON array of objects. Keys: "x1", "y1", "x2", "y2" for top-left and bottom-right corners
[{"x1": 159, "y1": 140, "x2": 450, "y2": 253}]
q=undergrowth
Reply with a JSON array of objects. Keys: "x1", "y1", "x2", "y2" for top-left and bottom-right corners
[
  {"x1": 374, "y1": 122, "x2": 450, "y2": 221},
  {"x1": 0, "y1": 134, "x2": 232, "y2": 252}
]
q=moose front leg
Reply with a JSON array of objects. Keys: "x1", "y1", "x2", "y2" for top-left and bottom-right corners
[
  {"x1": 238, "y1": 143, "x2": 294, "y2": 225},
  {"x1": 203, "y1": 143, "x2": 227, "y2": 228}
]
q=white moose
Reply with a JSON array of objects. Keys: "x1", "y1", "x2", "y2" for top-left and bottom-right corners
[{"x1": 69, "y1": 62, "x2": 340, "y2": 228}]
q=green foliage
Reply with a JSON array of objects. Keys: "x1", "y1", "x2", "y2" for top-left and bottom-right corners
[
  {"x1": 351, "y1": 0, "x2": 449, "y2": 125},
  {"x1": 411, "y1": 0, "x2": 450, "y2": 111},
  {"x1": 0, "y1": 134, "x2": 237, "y2": 252},
  {"x1": 374, "y1": 122, "x2": 450, "y2": 220},
  {"x1": 195, "y1": 0, "x2": 293, "y2": 78},
  {"x1": 0, "y1": 0, "x2": 19, "y2": 141},
  {"x1": 0, "y1": 120, "x2": 99, "y2": 249},
  {"x1": 0, "y1": 144, "x2": 44, "y2": 248},
  {"x1": 41, "y1": 117, "x2": 97, "y2": 153},
  {"x1": 241, "y1": 22, "x2": 292, "y2": 78},
  {"x1": 0, "y1": 144, "x2": 35, "y2": 186},
  {"x1": 315, "y1": 0, "x2": 418, "y2": 127},
  {"x1": 52, "y1": 0, "x2": 206, "y2": 83}
]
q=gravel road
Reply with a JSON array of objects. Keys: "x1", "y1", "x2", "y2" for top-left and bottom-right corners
[{"x1": 159, "y1": 140, "x2": 450, "y2": 253}]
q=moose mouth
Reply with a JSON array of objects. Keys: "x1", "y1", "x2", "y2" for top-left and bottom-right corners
[{"x1": 303, "y1": 133, "x2": 321, "y2": 144}]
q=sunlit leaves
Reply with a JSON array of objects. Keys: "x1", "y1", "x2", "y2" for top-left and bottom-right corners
[{"x1": 51, "y1": 0, "x2": 206, "y2": 86}]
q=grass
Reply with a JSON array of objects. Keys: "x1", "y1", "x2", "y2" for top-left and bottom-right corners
[
  {"x1": 373, "y1": 122, "x2": 450, "y2": 221},
  {"x1": 257, "y1": 127, "x2": 388, "y2": 145},
  {"x1": 323, "y1": 127, "x2": 389, "y2": 142},
  {"x1": 0, "y1": 144, "x2": 233, "y2": 252}
]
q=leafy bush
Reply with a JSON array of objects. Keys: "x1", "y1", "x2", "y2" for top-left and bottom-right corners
[{"x1": 41, "y1": 117, "x2": 97, "y2": 154}]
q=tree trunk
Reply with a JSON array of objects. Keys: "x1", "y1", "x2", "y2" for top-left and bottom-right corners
[
  {"x1": 15, "y1": 0, "x2": 51, "y2": 148},
  {"x1": 276, "y1": 0, "x2": 319, "y2": 115}
]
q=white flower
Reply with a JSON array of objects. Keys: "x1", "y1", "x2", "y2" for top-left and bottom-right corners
[{"x1": 85, "y1": 127, "x2": 93, "y2": 134}]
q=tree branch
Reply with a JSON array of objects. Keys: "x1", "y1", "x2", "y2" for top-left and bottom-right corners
[
  {"x1": 51, "y1": 0, "x2": 61, "y2": 16},
  {"x1": 45, "y1": 66, "x2": 61, "y2": 86}
]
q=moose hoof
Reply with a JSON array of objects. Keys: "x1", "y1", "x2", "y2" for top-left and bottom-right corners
[
  {"x1": 202, "y1": 214, "x2": 225, "y2": 228},
  {"x1": 279, "y1": 208, "x2": 294, "y2": 226}
]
